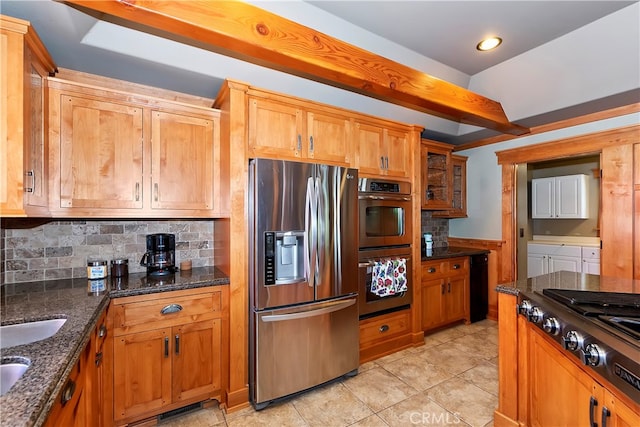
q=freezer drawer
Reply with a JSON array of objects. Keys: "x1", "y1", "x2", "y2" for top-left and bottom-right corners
[{"x1": 251, "y1": 296, "x2": 359, "y2": 406}]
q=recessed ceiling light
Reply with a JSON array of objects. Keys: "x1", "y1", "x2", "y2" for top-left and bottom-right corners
[{"x1": 476, "y1": 37, "x2": 503, "y2": 51}]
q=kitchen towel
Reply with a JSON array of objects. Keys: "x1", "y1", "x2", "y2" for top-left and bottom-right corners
[{"x1": 371, "y1": 258, "x2": 407, "y2": 297}]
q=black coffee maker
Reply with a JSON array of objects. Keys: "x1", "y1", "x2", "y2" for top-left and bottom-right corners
[{"x1": 140, "y1": 233, "x2": 177, "y2": 276}]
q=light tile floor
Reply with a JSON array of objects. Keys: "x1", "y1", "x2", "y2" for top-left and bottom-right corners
[{"x1": 159, "y1": 319, "x2": 498, "y2": 427}]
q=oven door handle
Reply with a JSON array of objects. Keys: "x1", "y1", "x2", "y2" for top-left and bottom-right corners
[
  {"x1": 358, "y1": 261, "x2": 375, "y2": 268},
  {"x1": 358, "y1": 195, "x2": 411, "y2": 202}
]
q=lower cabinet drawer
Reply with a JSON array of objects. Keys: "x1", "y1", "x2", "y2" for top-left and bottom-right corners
[
  {"x1": 113, "y1": 289, "x2": 222, "y2": 335},
  {"x1": 359, "y1": 309, "x2": 411, "y2": 345}
]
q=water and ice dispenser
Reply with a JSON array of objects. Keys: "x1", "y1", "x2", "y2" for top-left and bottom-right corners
[{"x1": 264, "y1": 231, "x2": 306, "y2": 285}]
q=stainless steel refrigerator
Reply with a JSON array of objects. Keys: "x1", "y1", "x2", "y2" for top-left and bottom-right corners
[{"x1": 249, "y1": 158, "x2": 359, "y2": 409}]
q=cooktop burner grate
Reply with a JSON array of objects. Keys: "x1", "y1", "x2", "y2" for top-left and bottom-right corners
[{"x1": 542, "y1": 289, "x2": 640, "y2": 309}]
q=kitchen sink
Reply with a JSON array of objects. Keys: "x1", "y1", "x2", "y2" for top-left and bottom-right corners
[
  {"x1": 0, "y1": 318, "x2": 67, "y2": 349},
  {"x1": 0, "y1": 358, "x2": 30, "y2": 396}
]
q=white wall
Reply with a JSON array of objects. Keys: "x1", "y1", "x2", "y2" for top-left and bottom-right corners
[{"x1": 449, "y1": 112, "x2": 640, "y2": 240}]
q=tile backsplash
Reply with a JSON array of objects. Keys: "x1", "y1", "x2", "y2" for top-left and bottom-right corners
[
  {"x1": 1, "y1": 220, "x2": 215, "y2": 284},
  {"x1": 421, "y1": 211, "x2": 449, "y2": 247}
]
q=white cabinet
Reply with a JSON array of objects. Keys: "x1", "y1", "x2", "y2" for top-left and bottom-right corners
[
  {"x1": 531, "y1": 174, "x2": 589, "y2": 219},
  {"x1": 527, "y1": 243, "x2": 582, "y2": 278},
  {"x1": 581, "y1": 246, "x2": 600, "y2": 275}
]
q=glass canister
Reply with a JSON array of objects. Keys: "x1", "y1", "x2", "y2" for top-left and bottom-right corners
[
  {"x1": 111, "y1": 259, "x2": 129, "y2": 277},
  {"x1": 87, "y1": 260, "x2": 108, "y2": 279}
]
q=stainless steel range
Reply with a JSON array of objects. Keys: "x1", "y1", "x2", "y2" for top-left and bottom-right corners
[{"x1": 517, "y1": 288, "x2": 640, "y2": 403}]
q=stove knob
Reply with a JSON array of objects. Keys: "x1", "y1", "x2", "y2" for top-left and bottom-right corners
[
  {"x1": 527, "y1": 306, "x2": 544, "y2": 323},
  {"x1": 562, "y1": 330, "x2": 583, "y2": 351},
  {"x1": 542, "y1": 317, "x2": 560, "y2": 335},
  {"x1": 581, "y1": 343, "x2": 605, "y2": 367},
  {"x1": 517, "y1": 299, "x2": 533, "y2": 316}
]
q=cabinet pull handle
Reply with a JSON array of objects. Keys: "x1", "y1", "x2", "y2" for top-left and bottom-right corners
[
  {"x1": 428, "y1": 267, "x2": 436, "y2": 273},
  {"x1": 452, "y1": 264, "x2": 460, "y2": 270},
  {"x1": 380, "y1": 156, "x2": 385, "y2": 169},
  {"x1": 175, "y1": 334, "x2": 180, "y2": 355},
  {"x1": 441, "y1": 284, "x2": 445, "y2": 295},
  {"x1": 154, "y1": 183, "x2": 159, "y2": 202},
  {"x1": 95, "y1": 351, "x2": 103, "y2": 367},
  {"x1": 24, "y1": 170, "x2": 35, "y2": 193},
  {"x1": 448, "y1": 282, "x2": 451, "y2": 293},
  {"x1": 589, "y1": 396, "x2": 598, "y2": 427},
  {"x1": 161, "y1": 303, "x2": 183, "y2": 315},
  {"x1": 164, "y1": 336, "x2": 169, "y2": 358},
  {"x1": 379, "y1": 324, "x2": 389, "y2": 333},
  {"x1": 385, "y1": 156, "x2": 389, "y2": 169},
  {"x1": 601, "y1": 406, "x2": 610, "y2": 427},
  {"x1": 309, "y1": 135, "x2": 314, "y2": 152},
  {"x1": 99, "y1": 324, "x2": 107, "y2": 338},
  {"x1": 135, "y1": 182, "x2": 140, "y2": 201},
  {"x1": 297, "y1": 134, "x2": 302, "y2": 151},
  {"x1": 61, "y1": 379, "x2": 76, "y2": 405}
]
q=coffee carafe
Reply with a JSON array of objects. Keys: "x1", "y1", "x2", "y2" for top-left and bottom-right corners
[{"x1": 140, "y1": 233, "x2": 177, "y2": 276}]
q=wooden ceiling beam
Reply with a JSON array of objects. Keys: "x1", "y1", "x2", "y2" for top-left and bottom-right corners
[{"x1": 62, "y1": 0, "x2": 529, "y2": 135}]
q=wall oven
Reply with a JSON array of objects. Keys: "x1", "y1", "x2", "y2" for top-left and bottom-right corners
[
  {"x1": 358, "y1": 178, "x2": 412, "y2": 249},
  {"x1": 358, "y1": 178, "x2": 413, "y2": 317}
]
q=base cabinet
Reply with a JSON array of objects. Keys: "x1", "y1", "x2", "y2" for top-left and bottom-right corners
[
  {"x1": 421, "y1": 257, "x2": 469, "y2": 331},
  {"x1": 529, "y1": 326, "x2": 638, "y2": 427},
  {"x1": 110, "y1": 286, "x2": 227, "y2": 425}
]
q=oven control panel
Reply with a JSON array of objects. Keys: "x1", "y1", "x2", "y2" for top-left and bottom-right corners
[{"x1": 517, "y1": 292, "x2": 640, "y2": 402}]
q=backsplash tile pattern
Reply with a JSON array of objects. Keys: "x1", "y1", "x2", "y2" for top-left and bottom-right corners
[
  {"x1": 1, "y1": 220, "x2": 215, "y2": 284},
  {"x1": 421, "y1": 211, "x2": 449, "y2": 247}
]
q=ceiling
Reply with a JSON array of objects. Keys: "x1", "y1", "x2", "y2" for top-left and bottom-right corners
[{"x1": 1, "y1": 0, "x2": 638, "y2": 145}]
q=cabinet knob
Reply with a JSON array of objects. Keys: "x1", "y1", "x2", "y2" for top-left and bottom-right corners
[
  {"x1": 428, "y1": 267, "x2": 436, "y2": 273},
  {"x1": 452, "y1": 264, "x2": 460, "y2": 269},
  {"x1": 379, "y1": 324, "x2": 389, "y2": 333}
]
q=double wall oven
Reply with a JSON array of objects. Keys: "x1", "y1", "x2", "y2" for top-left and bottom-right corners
[{"x1": 358, "y1": 178, "x2": 413, "y2": 317}]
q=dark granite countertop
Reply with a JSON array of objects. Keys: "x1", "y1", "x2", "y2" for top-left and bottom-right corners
[
  {"x1": 420, "y1": 245, "x2": 489, "y2": 262},
  {"x1": 495, "y1": 271, "x2": 640, "y2": 297},
  {"x1": 0, "y1": 266, "x2": 229, "y2": 427}
]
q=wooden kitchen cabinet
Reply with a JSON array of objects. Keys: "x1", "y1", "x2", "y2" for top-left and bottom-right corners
[
  {"x1": 110, "y1": 286, "x2": 227, "y2": 425},
  {"x1": 354, "y1": 119, "x2": 412, "y2": 179},
  {"x1": 247, "y1": 92, "x2": 351, "y2": 166},
  {"x1": 47, "y1": 71, "x2": 223, "y2": 218},
  {"x1": 531, "y1": 174, "x2": 589, "y2": 219},
  {"x1": 1, "y1": 15, "x2": 56, "y2": 217},
  {"x1": 420, "y1": 140, "x2": 453, "y2": 209},
  {"x1": 421, "y1": 257, "x2": 469, "y2": 331},
  {"x1": 529, "y1": 324, "x2": 639, "y2": 427},
  {"x1": 150, "y1": 110, "x2": 215, "y2": 211},
  {"x1": 359, "y1": 308, "x2": 413, "y2": 363},
  {"x1": 433, "y1": 154, "x2": 467, "y2": 218},
  {"x1": 58, "y1": 95, "x2": 144, "y2": 210}
]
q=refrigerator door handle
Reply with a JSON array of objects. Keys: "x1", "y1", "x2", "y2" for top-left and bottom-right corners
[
  {"x1": 315, "y1": 176, "x2": 324, "y2": 285},
  {"x1": 260, "y1": 298, "x2": 356, "y2": 322},
  {"x1": 305, "y1": 176, "x2": 317, "y2": 288}
]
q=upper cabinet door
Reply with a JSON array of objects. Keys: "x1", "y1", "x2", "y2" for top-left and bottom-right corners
[
  {"x1": 150, "y1": 110, "x2": 214, "y2": 210},
  {"x1": 384, "y1": 128, "x2": 411, "y2": 178},
  {"x1": 306, "y1": 109, "x2": 351, "y2": 166},
  {"x1": 420, "y1": 142, "x2": 452, "y2": 209},
  {"x1": 59, "y1": 95, "x2": 143, "y2": 209},
  {"x1": 248, "y1": 97, "x2": 304, "y2": 160},
  {"x1": 555, "y1": 174, "x2": 588, "y2": 218},
  {"x1": 531, "y1": 177, "x2": 554, "y2": 218},
  {"x1": 354, "y1": 121, "x2": 386, "y2": 177}
]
